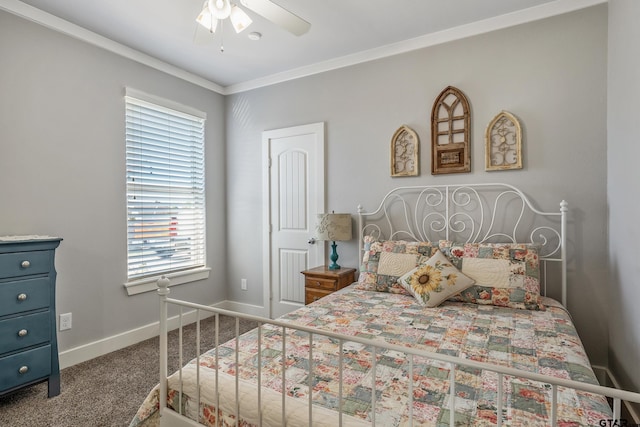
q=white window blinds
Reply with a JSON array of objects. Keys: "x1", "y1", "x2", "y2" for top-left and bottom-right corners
[{"x1": 125, "y1": 92, "x2": 206, "y2": 281}]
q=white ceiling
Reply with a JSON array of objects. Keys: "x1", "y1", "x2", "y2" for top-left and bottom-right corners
[{"x1": 4, "y1": 0, "x2": 603, "y2": 93}]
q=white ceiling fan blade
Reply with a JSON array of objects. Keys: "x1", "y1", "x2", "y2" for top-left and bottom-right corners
[
  {"x1": 240, "y1": 0, "x2": 310, "y2": 36},
  {"x1": 193, "y1": 1, "x2": 216, "y2": 45}
]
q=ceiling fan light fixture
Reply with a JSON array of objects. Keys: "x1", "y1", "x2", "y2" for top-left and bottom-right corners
[
  {"x1": 209, "y1": 0, "x2": 232, "y2": 20},
  {"x1": 196, "y1": 3, "x2": 218, "y2": 33},
  {"x1": 230, "y1": 5, "x2": 252, "y2": 33}
]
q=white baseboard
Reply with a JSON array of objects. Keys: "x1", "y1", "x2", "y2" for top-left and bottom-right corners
[
  {"x1": 215, "y1": 300, "x2": 268, "y2": 317},
  {"x1": 592, "y1": 364, "x2": 640, "y2": 423},
  {"x1": 59, "y1": 300, "x2": 236, "y2": 369}
]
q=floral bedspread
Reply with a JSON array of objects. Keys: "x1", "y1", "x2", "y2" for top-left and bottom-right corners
[{"x1": 131, "y1": 288, "x2": 612, "y2": 426}]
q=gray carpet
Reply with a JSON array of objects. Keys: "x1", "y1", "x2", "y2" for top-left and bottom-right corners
[{"x1": 0, "y1": 315, "x2": 257, "y2": 427}]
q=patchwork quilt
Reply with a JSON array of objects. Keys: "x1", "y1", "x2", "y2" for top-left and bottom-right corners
[{"x1": 130, "y1": 288, "x2": 612, "y2": 426}]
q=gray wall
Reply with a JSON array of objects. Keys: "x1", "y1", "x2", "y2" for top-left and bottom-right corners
[
  {"x1": 226, "y1": 5, "x2": 610, "y2": 365},
  {"x1": 0, "y1": 11, "x2": 227, "y2": 352},
  {"x1": 608, "y1": 0, "x2": 640, "y2": 402}
]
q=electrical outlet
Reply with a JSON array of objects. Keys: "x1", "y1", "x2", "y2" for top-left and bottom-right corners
[
  {"x1": 241, "y1": 278, "x2": 247, "y2": 291},
  {"x1": 60, "y1": 313, "x2": 72, "y2": 331}
]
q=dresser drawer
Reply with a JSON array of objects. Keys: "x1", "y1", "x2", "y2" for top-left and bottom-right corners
[
  {"x1": 0, "y1": 251, "x2": 51, "y2": 279},
  {"x1": 305, "y1": 277, "x2": 337, "y2": 291},
  {"x1": 0, "y1": 277, "x2": 51, "y2": 316},
  {"x1": 0, "y1": 345, "x2": 51, "y2": 392},
  {"x1": 0, "y1": 311, "x2": 51, "y2": 354}
]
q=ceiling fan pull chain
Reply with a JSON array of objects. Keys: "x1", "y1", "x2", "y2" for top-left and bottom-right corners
[{"x1": 220, "y1": 19, "x2": 225, "y2": 52}]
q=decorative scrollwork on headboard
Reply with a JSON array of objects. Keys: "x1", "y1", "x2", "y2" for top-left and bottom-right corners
[{"x1": 357, "y1": 183, "x2": 568, "y2": 305}]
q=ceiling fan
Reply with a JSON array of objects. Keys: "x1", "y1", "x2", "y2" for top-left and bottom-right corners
[{"x1": 196, "y1": 0, "x2": 311, "y2": 37}]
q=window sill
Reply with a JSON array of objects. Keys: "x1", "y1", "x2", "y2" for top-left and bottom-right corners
[{"x1": 124, "y1": 267, "x2": 211, "y2": 296}]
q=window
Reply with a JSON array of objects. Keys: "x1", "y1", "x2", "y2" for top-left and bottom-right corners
[{"x1": 124, "y1": 89, "x2": 207, "y2": 294}]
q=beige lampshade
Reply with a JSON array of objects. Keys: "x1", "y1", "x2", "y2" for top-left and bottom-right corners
[{"x1": 316, "y1": 213, "x2": 352, "y2": 242}]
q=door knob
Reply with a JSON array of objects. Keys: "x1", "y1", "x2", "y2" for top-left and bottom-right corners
[{"x1": 308, "y1": 238, "x2": 316, "y2": 245}]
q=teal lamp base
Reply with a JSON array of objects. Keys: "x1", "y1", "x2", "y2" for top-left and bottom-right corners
[{"x1": 328, "y1": 241, "x2": 341, "y2": 270}]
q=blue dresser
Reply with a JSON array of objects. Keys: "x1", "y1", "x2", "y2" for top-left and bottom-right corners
[{"x1": 0, "y1": 236, "x2": 62, "y2": 398}]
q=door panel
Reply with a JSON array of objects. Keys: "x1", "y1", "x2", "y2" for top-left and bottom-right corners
[
  {"x1": 263, "y1": 123, "x2": 325, "y2": 319},
  {"x1": 278, "y1": 249, "x2": 306, "y2": 303}
]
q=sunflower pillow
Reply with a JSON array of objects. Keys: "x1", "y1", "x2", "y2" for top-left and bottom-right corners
[{"x1": 397, "y1": 250, "x2": 475, "y2": 307}]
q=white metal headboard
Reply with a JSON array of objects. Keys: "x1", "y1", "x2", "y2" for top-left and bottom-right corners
[{"x1": 357, "y1": 183, "x2": 568, "y2": 305}]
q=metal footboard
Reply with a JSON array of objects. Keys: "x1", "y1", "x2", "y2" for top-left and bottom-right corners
[{"x1": 157, "y1": 279, "x2": 640, "y2": 427}]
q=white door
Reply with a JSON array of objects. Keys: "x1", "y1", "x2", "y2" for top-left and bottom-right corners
[{"x1": 262, "y1": 123, "x2": 325, "y2": 319}]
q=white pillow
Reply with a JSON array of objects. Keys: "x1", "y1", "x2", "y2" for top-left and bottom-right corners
[
  {"x1": 377, "y1": 252, "x2": 419, "y2": 276},
  {"x1": 459, "y1": 258, "x2": 513, "y2": 288},
  {"x1": 398, "y1": 250, "x2": 475, "y2": 307}
]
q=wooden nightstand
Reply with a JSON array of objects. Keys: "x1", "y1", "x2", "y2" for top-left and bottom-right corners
[{"x1": 301, "y1": 266, "x2": 356, "y2": 305}]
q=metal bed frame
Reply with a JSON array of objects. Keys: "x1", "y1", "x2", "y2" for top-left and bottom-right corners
[{"x1": 155, "y1": 183, "x2": 640, "y2": 426}]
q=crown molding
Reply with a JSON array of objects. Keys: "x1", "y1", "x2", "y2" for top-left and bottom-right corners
[
  {"x1": 223, "y1": 0, "x2": 607, "y2": 94},
  {"x1": 0, "y1": 0, "x2": 225, "y2": 94},
  {"x1": 1, "y1": 0, "x2": 605, "y2": 96}
]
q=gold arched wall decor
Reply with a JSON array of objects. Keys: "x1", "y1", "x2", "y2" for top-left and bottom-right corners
[
  {"x1": 485, "y1": 110, "x2": 523, "y2": 171},
  {"x1": 390, "y1": 125, "x2": 419, "y2": 177},
  {"x1": 430, "y1": 86, "x2": 471, "y2": 175}
]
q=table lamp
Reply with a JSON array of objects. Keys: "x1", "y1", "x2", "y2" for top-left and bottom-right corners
[{"x1": 316, "y1": 213, "x2": 352, "y2": 270}]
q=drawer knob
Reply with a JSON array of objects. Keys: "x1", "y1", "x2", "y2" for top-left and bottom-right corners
[
  {"x1": 18, "y1": 329, "x2": 28, "y2": 337},
  {"x1": 18, "y1": 366, "x2": 29, "y2": 374},
  {"x1": 21, "y1": 260, "x2": 31, "y2": 268},
  {"x1": 17, "y1": 293, "x2": 28, "y2": 301}
]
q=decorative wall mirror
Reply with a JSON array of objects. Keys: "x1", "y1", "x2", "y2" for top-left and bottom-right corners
[
  {"x1": 485, "y1": 110, "x2": 522, "y2": 171},
  {"x1": 430, "y1": 86, "x2": 471, "y2": 175},
  {"x1": 390, "y1": 125, "x2": 419, "y2": 177}
]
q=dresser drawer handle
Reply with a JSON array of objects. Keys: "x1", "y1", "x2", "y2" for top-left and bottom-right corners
[
  {"x1": 18, "y1": 329, "x2": 28, "y2": 337},
  {"x1": 17, "y1": 293, "x2": 28, "y2": 301},
  {"x1": 18, "y1": 366, "x2": 29, "y2": 375},
  {"x1": 21, "y1": 260, "x2": 31, "y2": 268}
]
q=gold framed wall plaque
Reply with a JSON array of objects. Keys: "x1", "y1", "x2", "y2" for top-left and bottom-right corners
[
  {"x1": 485, "y1": 111, "x2": 522, "y2": 171},
  {"x1": 391, "y1": 125, "x2": 419, "y2": 177},
  {"x1": 431, "y1": 86, "x2": 471, "y2": 175}
]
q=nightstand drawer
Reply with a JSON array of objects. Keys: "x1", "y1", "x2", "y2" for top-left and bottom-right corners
[
  {"x1": 301, "y1": 266, "x2": 356, "y2": 306},
  {"x1": 305, "y1": 288, "x2": 333, "y2": 305},
  {"x1": 0, "y1": 345, "x2": 51, "y2": 392},
  {"x1": 305, "y1": 277, "x2": 337, "y2": 291},
  {"x1": 0, "y1": 311, "x2": 51, "y2": 354},
  {"x1": 0, "y1": 277, "x2": 51, "y2": 316},
  {"x1": 0, "y1": 251, "x2": 51, "y2": 279}
]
